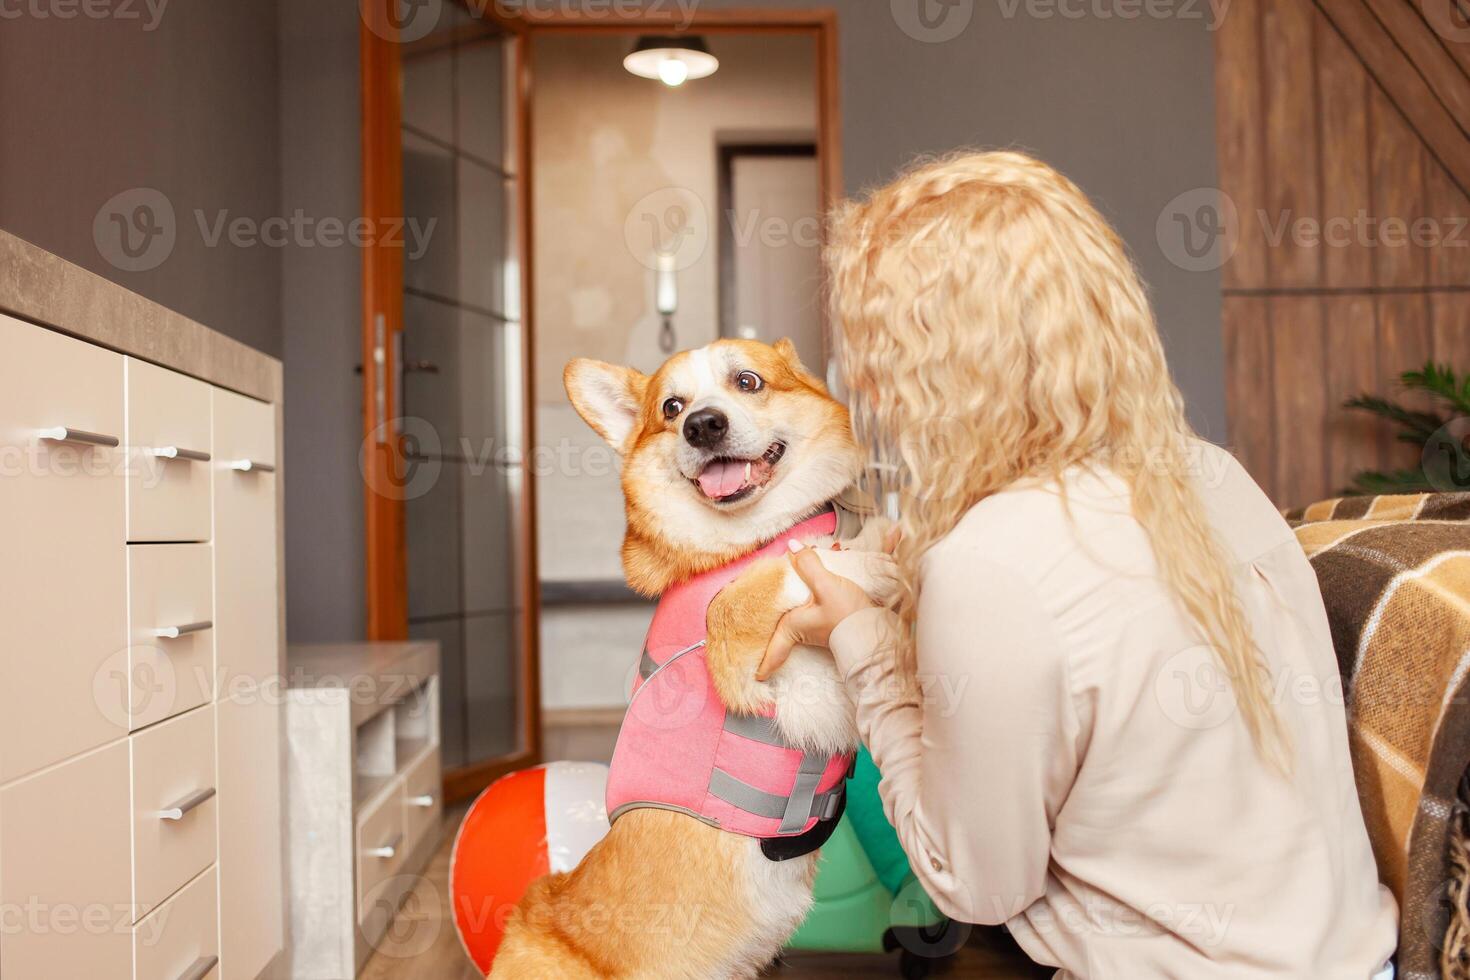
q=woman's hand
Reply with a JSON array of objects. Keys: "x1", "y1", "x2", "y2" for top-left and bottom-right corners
[{"x1": 755, "y1": 542, "x2": 878, "y2": 680}]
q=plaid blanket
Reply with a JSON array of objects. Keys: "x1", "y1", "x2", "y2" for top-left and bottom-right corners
[{"x1": 1286, "y1": 493, "x2": 1470, "y2": 978}]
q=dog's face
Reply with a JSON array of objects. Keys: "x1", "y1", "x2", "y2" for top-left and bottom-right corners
[{"x1": 565, "y1": 339, "x2": 861, "y2": 563}]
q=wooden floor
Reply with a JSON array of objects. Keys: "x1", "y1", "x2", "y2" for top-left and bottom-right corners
[{"x1": 359, "y1": 815, "x2": 1051, "y2": 980}]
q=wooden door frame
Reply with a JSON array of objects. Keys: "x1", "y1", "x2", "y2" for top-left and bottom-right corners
[{"x1": 361, "y1": 3, "x2": 842, "y2": 803}]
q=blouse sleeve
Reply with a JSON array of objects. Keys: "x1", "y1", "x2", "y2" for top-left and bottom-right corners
[{"x1": 827, "y1": 547, "x2": 1082, "y2": 924}]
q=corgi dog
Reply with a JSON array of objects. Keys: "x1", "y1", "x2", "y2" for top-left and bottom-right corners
[{"x1": 490, "y1": 338, "x2": 895, "y2": 979}]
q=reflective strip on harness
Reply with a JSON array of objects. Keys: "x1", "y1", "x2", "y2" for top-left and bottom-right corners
[
  {"x1": 707, "y1": 762, "x2": 844, "y2": 831},
  {"x1": 721, "y1": 713, "x2": 787, "y2": 747}
]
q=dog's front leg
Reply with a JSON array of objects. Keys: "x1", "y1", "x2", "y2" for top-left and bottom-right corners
[{"x1": 705, "y1": 547, "x2": 897, "y2": 714}]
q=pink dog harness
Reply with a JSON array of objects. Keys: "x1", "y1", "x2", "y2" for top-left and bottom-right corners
[{"x1": 605, "y1": 509, "x2": 852, "y2": 854}]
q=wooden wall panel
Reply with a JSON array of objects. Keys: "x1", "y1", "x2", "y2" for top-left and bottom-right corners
[
  {"x1": 1377, "y1": 294, "x2": 1436, "y2": 468},
  {"x1": 1223, "y1": 295, "x2": 1278, "y2": 500},
  {"x1": 1263, "y1": 0, "x2": 1323, "y2": 288},
  {"x1": 1431, "y1": 292, "x2": 1470, "y2": 364},
  {"x1": 1217, "y1": 1, "x2": 1469, "y2": 506},
  {"x1": 1272, "y1": 296, "x2": 1330, "y2": 503},
  {"x1": 1317, "y1": 14, "x2": 1374, "y2": 288},
  {"x1": 1369, "y1": 90, "x2": 1430, "y2": 288},
  {"x1": 1324, "y1": 294, "x2": 1382, "y2": 492},
  {"x1": 1216, "y1": 0, "x2": 1267, "y2": 289},
  {"x1": 1426, "y1": 161, "x2": 1470, "y2": 286}
]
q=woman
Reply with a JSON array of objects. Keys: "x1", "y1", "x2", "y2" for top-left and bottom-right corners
[{"x1": 760, "y1": 152, "x2": 1397, "y2": 978}]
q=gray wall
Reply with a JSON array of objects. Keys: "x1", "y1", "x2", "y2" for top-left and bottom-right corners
[
  {"x1": 0, "y1": 1, "x2": 283, "y2": 358},
  {"x1": 700, "y1": 0, "x2": 1227, "y2": 436},
  {"x1": 278, "y1": 0, "x2": 368, "y2": 642}
]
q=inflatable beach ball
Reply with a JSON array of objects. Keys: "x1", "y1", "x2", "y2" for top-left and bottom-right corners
[{"x1": 450, "y1": 761, "x2": 610, "y2": 972}]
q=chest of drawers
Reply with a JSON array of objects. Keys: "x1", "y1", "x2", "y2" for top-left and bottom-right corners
[{"x1": 0, "y1": 310, "x2": 286, "y2": 980}]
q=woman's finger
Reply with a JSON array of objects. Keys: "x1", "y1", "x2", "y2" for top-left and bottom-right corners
[
  {"x1": 756, "y1": 608, "x2": 806, "y2": 680},
  {"x1": 788, "y1": 543, "x2": 839, "y2": 598}
]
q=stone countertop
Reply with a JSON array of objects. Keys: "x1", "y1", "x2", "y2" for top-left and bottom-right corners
[
  {"x1": 287, "y1": 640, "x2": 441, "y2": 732},
  {"x1": 0, "y1": 229, "x2": 281, "y2": 403}
]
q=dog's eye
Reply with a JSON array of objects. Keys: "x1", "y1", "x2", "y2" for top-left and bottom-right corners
[
  {"x1": 662, "y1": 397, "x2": 685, "y2": 420},
  {"x1": 735, "y1": 371, "x2": 764, "y2": 393}
]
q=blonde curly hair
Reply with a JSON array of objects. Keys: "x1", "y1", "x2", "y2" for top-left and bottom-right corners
[{"x1": 827, "y1": 150, "x2": 1289, "y2": 773}]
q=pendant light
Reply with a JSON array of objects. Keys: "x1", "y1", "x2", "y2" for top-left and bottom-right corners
[{"x1": 623, "y1": 35, "x2": 719, "y2": 87}]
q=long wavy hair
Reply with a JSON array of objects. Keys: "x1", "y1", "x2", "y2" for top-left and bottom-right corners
[{"x1": 827, "y1": 150, "x2": 1289, "y2": 772}]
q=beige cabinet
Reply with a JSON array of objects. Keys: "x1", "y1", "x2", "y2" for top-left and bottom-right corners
[
  {"x1": 212, "y1": 386, "x2": 284, "y2": 980},
  {"x1": 0, "y1": 313, "x2": 128, "y2": 782},
  {"x1": 0, "y1": 315, "x2": 285, "y2": 979},
  {"x1": 0, "y1": 742, "x2": 134, "y2": 978}
]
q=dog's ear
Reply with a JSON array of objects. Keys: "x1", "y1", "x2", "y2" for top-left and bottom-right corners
[
  {"x1": 773, "y1": 337, "x2": 827, "y2": 390},
  {"x1": 564, "y1": 358, "x2": 648, "y2": 451}
]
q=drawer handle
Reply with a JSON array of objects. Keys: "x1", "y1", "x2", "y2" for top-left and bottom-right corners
[
  {"x1": 153, "y1": 620, "x2": 213, "y2": 639},
  {"x1": 175, "y1": 954, "x2": 219, "y2": 980},
  {"x1": 149, "y1": 446, "x2": 212, "y2": 463},
  {"x1": 407, "y1": 794, "x2": 436, "y2": 808},
  {"x1": 227, "y1": 458, "x2": 276, "y2": 473},
  {"x1": 37, "y1": 426, "x2": 120, "y2": 448},
  {"x1": 157, "y1": 787, "x2": 216, "y2": 821},
  {"x1": 365, "y1": 834, "x2": 403, "y2": 860}
]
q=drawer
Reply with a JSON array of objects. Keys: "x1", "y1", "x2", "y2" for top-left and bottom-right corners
[
  {"x1": 133, "y1": 866, "x2": 220, "y2": 980},
  {"x1": 0, "y1": 742, "x2": 133, "y2": 977},
  {"x1": 129, "y1": 544, "x2": 215, "y2": 729},
  {"x1": 211, "y1": 387, "x2": 279, "y2": 689},
  {"x1": 0, "y1": 313, "x2": 128, "y2": 782},
  {"x1": 402, "y1": 745, "x2": 442, "y2": 855},
  {"x1": 132, "y1": 706, "x2": 218, "y2": 919},
  {"x1": 356, "y1": 780, "x2": 406, "y2": 922},
  {"x1": 127, "y1": 358, "x2": 212, "y2": 543}
]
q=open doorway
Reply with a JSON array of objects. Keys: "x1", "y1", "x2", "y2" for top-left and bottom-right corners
[
  {"x1": 359, "y1": 4, "x2": 839, "y2": 802},
  {"x1": 527, "y1": 25, "x2": 835, "y2": 761}
]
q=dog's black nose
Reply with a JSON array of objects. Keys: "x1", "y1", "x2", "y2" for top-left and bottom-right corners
[{"x1": 683, "y1": 408, "x2": 729, "y2": 449}]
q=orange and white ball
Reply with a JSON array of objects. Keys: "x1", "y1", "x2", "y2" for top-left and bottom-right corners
[{"x1": 449, "y1": 761, "x2": 610, "y2": 972}]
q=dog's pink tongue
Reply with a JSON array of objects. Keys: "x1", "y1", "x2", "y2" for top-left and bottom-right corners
[{"x1": 697, "y1": 459, "x2": 745, "y2": 499}]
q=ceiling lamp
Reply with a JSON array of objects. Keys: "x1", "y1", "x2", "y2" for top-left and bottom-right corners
[{"x1": 623, "y1": 35, "x2": 719, "y2": 87}]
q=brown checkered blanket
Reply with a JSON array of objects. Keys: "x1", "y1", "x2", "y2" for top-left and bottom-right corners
[{"x1": 1286, "y1": 493, "x2": 1470, "y2": 977}]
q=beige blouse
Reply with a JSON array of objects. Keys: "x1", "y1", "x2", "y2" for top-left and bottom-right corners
[{"x1": 829, "y1": 442, "x2": 1397, "y2": 979}]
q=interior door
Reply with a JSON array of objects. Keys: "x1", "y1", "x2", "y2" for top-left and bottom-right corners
[
  {"x1": 361, "y1": 1, "x2": 538, "y2": 801},
  {"x1": 719, "y1": 144, "x2": 823, "y2": 371}
]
